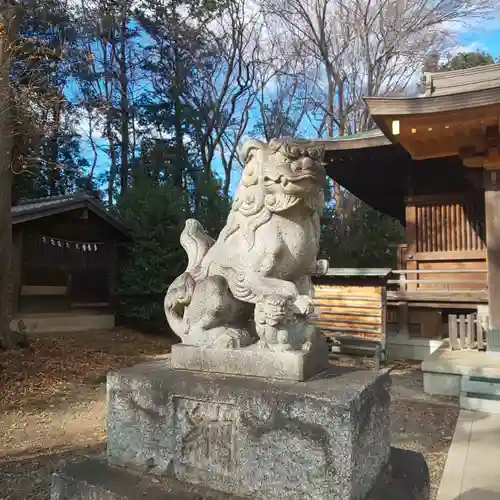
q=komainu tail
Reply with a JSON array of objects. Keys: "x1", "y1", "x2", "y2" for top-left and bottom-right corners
[
  {"x1": 164, "y1": 219, "x2": 215, "y2": 339},
  {"x1": 181, "y1": 219, "x2": 215, "y2": 274}
]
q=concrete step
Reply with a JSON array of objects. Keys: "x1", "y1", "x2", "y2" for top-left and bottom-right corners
[
  {"x1": 10, "y1": 312, "x2": 115, "y2": 334},
  {"x1": 460, "y1": 376, "x2": 500, "y2": 414},
  {"x1": 422, "y1": 346, "x2": 500, "y2": 413}
]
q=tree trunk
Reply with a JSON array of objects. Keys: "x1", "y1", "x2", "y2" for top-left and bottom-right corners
[
  {"x1": 326, "y1": 74, "x2": 335, "y2": 137},
  {"x1": 0, "y1": 2, "x2": 23, "y2": 349},
  {"x1": 171, "y1": 41, "x2": 186, "y2": 189},
  {"x1": 98, "y1": 39, "x2": 118, "y2": 206},
  {"x1": 0, "y1": 132, "x2": 14, "y2": 349},
  {"x1": 106, "y1": 123, "x2": 118, "y2": 205},
  {"x1": 222, "y1": 161, "x2": 231, "y2": 198},
  {"x1": 325, "y1": 70, "x2": 346, "y2": 221},
  {"x1": 46, "y1": 93, "x2": 62, "y2": 194},
  {"x1": 118, "y1": 14, "x2": 129, "y2": 194}
]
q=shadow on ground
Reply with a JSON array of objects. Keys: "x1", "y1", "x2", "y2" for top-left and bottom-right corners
[
  {"x1": 368, "y1": 447, "x2": 430, "y2": 500},
  {"x1": 0, "y1": 443, "x2": 106, "y2": 500}
]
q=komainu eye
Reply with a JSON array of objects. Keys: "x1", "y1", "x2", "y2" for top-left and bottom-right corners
[
  {"x1": 308, "y1": 147, "x2": 323, "y2": 160},
  {"x1": 284, "y1": 144, "x2": 300, "y2": 159}
]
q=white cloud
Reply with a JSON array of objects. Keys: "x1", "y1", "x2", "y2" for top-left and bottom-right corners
[
  {"x1": 450, "y1": 41, "x2": 485, "y2": 56},
  {"x1": 75, "y1": 115, "x2": 104, "y2": 143}
]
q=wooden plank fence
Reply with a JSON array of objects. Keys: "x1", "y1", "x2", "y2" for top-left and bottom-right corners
[
  {"x1": 312, "y1": 284, "x2": 385, "y2": 339},
  {"x1": 448, "y1": 313, "x2": 489, "y2": 351},
  {"x1": 311, "y1": 283, "x2": 387, "y2": 367}
]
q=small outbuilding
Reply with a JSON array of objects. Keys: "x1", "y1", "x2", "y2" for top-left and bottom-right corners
[{"x1": 9, "y1": 193, "x2": 130, "y2": 333}]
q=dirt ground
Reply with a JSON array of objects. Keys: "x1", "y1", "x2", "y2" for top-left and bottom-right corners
[{"x1": 0, "y1": 331, "x2": 458, "y2": 500}]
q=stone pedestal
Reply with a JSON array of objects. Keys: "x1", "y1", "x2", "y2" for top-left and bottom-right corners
[
  {"x1": 101, "y1": 360, "x2": 390, "y2": 500},
  {"x1": 51, "y1": 359, "x2": 395, "y2": 500},
  {"x1": 170, "y1": 342, "x2": 330, "y2": 381}
]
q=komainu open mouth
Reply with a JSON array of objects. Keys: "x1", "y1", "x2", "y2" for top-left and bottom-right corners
[{"x1": 264, "y1": 173, "x2": 318, "y2": 186}]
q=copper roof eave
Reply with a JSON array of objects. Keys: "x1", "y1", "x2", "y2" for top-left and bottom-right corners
[
  {"x1": 363, "y1": 86, "x2": 500, "y2": 117},
  {"x1": 313, "y1": 130, "x2": 392, "y2": 151},
  {"x1": 321, "y1": 139, "x2": 409, "y2": 222}
]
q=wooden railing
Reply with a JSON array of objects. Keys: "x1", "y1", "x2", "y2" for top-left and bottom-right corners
[
  {"x1": 448, "y1": 313, "x2": 489, "y2": 351},
  {"x1": 388, "y1": 268, "x2": 488, "y2": 296}
]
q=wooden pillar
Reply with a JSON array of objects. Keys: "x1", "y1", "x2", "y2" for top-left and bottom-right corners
[
  {"x1": 398, "y1": 302, "x2": 409, "y2": 338},
  {"x1": 484, "y1": 169, "x2": 500, "y2": 329},
  {"x1": 405, "y1": 203, "x2": 418, "y2": 291}
]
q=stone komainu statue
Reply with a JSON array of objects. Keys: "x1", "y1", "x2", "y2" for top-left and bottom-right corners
[{"x1": 164, "y1": 138, "x2": 326, "y2": 351}]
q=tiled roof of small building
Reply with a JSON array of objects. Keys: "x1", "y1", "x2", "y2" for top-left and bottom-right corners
[
  {"x1": 11, "y1": 193, "x2": 130, "y2": 236},
  {"x1": 12, "y1": 194, "x2": 87, "y2": 214}
]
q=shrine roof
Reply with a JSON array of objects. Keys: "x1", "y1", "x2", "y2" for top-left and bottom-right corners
[
  {"x1": 309, "y1": 64, "x2": 500, "y2": 222},
  {"x1": 11, "y1": 193, "x2": 131, "y2": 236},
  {"x1": 364, "y1": 62, "x2": 500, "y2": 139},
  {"x1": 313, "y1": 128, "x2": 391, "y2": 150},
  {"x1": 315, "y1": 132, "x2": 409, "y2": 222}
]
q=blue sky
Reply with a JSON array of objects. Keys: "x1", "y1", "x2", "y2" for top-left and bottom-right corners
[
  {"x1": 456, "y1": 25, "x2": 500, "y2": 58},
  {"x1": 211, "y1": 22, "x2": 500, "y2": 196},
  {"x1": 79, "y1": 21, "x2": 500, "y2": 198}
]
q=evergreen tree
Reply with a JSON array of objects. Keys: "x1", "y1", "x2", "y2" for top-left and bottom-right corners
[
  {"x1": 115, "y1": 178, "x2": 188, "y2": 324},
  {"x1": 320, "y1": 200, "x2": 406, "y2": 268},
  {"x1": 440, "y1": 51, "x2": 496, "y2": 71}
]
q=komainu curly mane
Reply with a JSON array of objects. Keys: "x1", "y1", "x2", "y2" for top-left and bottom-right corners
[{"x1": 222, "y1": 138, "x2": 324, "y2": 250}]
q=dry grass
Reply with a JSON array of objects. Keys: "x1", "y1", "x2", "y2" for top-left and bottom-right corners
[
  {"x1": 0, "y1": 334, "x2": 458, "y2": 500},
  {"x1": 0, "y1": 328, "x2": 173, "y2": 500}
]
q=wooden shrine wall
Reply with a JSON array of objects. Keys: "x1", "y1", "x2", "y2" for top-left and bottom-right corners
[
  {"x1": 408, "y1": 194, "x2": 485, "y2": 255},
  {"x1": 402, "y1": 193, "x2": 487, "y2": 292},
  {"x1": 13, "y1": 209, "x2": 119, "y2": 311}
]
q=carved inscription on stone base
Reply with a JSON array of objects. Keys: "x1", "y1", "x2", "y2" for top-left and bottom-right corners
[{"x1": 175, "y1": 398, "x2": 238, "y2": 476}]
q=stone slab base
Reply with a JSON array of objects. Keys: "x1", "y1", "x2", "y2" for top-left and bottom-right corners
[
  {"x1": 10, "y1": 311, "x2": 115, "y2": 334},
  {"x1": 460, "y1": 376, "x2": 500, "y2": 413},
  {"x1": 460, "y1": 396, "x2": 500, "y2": 414},
  {"x1": 170, "y1": 342, "x2": 329, "y2": 381},
  {"x1": 462, "y1": 376, "x2": 500, "y2": 397},
  {"x1": 51, "y1": 456, "x2": 245, "y2": 500},
  {"x1": 51, "y1": 448, "x2": 429, "y2": 500},
  {"x1": 423, "y1": 372, "x2": 461, "y2": 396},
  {"x1": 421, "y1": 344, "x2": 500, "y2": 379},
  {"x1": 387, "y1": 337, "x2": 444, "y2": 361},
  {"x1": 106, "y1": 360, "x2": 391, "y2": 500}
]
